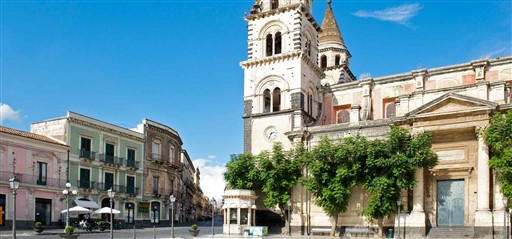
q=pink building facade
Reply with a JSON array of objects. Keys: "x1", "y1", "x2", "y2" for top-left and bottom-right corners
[{"x1": 0, "y1": 126, "x2": 69, "y2": 228}]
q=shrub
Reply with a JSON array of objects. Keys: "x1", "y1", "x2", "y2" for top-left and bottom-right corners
[
  {"x1": 35, "y1": 222, "x2": 43, "y2": 228},
  {"x1": 65, "y1": 225, "x2": 74, "y2": 235},
  {"x1": 191, "y1": 224, "x2": 198, "y2": 230}
]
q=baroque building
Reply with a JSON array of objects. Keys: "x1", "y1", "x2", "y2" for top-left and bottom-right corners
[
  {"x1": 0, "y1": 126, "x2": 69, "y2": 228},
  {"x1": 241, "y1": 0, "x2": 512, "y2": 238}
]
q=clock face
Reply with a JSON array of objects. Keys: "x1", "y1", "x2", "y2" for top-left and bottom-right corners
[{"x1": 264, "y1": 127, "x2": 278, "y2": 140}]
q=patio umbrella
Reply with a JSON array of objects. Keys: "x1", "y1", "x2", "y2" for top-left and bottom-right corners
[
  {"x1": 94, "y1": 207, "x2": 121, "y2": 214},
  {"x1": 61, "y1": 206, "x2": 92, "y2": 213}
]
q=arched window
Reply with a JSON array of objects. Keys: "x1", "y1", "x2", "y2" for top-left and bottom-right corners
[
  {"x1": 266, "y1": 34, "x2": 273, "y2": 57},
  {"x1": 272, "y1": 88, "x2": 281, "y2": 112},
  {"x1": 320, "y1": 55, "x2": 327, "y2": 68},
  {"x1": 335, "y1": 55, "x2": 340, "y2": 66},
  {"x1": 274, "y1": 32, "x2": 282, "y2": 54},
  {"x1": 337, "y1": 110, "x2": 350, "y2": 123},
  {"x1": 271, "y1": 0, "x2": 279, "y2": 9},
  {"x1": 308, "y1": 94, "x2": 313, "y2": 114},
  {"x1": 385, "y1": 102, "x2": 396, "y2": 118},
  {"x1": 263, "y1": 89, "x2": 271, "y2": 113}
]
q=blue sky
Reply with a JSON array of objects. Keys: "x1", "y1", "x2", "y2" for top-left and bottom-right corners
[{"x1": 1, "y1": 0, "x2": 511, "y2": 199}]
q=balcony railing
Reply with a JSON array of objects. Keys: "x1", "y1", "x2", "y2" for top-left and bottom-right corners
[
  {"x1": 151, "y1": 187, "x2": 171, "y2": 197},
  {"x1": 150, "y1": 153, "x2": 165, "y2": 162},
  {"x1": 0, "y1": 171, "x2": 66, "y2": 188},
  {"x1": 125, "y1": 186, "x2": 139, "y2": 195},
  {"x1": 79, "y1": 149, "x2": 96, "y2": 160},
  {"x1": 77, "y1": 180, "x2": 96, "y2": 189},
  {"x1": 94, "y1": 182, "x2": 139, "y2": 195},
  {"x1": 125, "y1": 159, "x2": 140, "y2": 169},
  {"x1": 169, "y1": 159, "x2": 181, "y2": 169},
  {"x1": 99, "y1": 154, "x2": 124, "y2": 166}
]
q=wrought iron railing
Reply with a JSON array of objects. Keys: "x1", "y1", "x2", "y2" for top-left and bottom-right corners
[
  {"x1": 150, "y1": 153, "x2": 164, "y2": 162},
  {"x1": 99, "y1": 154, "x2": 123, "y2": 166},
  {"x1": 79, "y1": 149, "x2": 96, "y2": 160},
  {"x1": 0, "y1": 171, "x2": 66, "y2": 188},
  {"x1": 77, "y1": 179, "x2": 95, "y2": 189},
  {"x1": 125, "y1": 159, "x2": 139, "y2": 169}
]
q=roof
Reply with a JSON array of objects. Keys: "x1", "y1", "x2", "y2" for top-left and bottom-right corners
[
  {"x1": 0, "y1": 126, "x2": 68, "y2": 146},
  {"x1": 319, "y1": 0, "x2": 345, "y2": 47}
]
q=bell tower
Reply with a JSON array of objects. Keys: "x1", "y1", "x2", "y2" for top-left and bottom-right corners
[{"x1": 242, "y1": 0, "x2": 324, "y2": 154}]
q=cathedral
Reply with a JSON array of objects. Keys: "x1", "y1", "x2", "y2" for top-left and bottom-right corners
[{"x1": 241, "y1": 0, "x2": 512, "y2": 238}]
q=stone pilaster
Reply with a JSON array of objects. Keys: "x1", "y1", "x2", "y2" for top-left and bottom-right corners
[
  {"x1": 350, "y1": 104, "x2": 360, "y2": 123},
  {"x1": 405, "y1": 168, "x2": 426, "y2": 237},
  {"x1": 474, "y1": 129, "x2": 493, "y2": 237}
]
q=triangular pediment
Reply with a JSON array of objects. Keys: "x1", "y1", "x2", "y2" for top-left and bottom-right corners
[{"x1": 406, "y1": 93, "x2": 498, "y2": 118}]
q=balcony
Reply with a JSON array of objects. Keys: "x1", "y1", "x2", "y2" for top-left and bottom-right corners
[
  {"x1": 79, "y1": 149, "x2": 96, "y2": 160},
  {"x1": 99, "y1": 154, "x2": 123, "y2": 166},
  {"x1": 151, "y1": 187, "x2": 170, "y2": 198},
  {"x1": 125, "y1": 186, "x2": 139, "y2": 195},
  {"x1": 94, "y1": 183, "x2": 139, "y2": 195},
  {"x1": 150, "y1": 153, "x2": 166, "y2": 163},
  {"x1": 77, "y1": 180, "x2": 96, "y2": 190},
  {"x1": 169, "y1": 159, "x2": 181, "y2": 169},
  {"x1": 125, "y1": 159, "x2": 140, "y2": 169},
  {"x1": 0, "y1": 171, "x2": 66, "y2": 188}
]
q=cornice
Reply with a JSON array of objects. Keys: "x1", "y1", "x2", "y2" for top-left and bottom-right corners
[
  {"x1": 147, "y1": 125, "x2": 183, "y2": 145},
  {"x1": 244, "y1": 3, "x2": 301, "y2": 21},
  {"x1": 69, "y1": 118, "x2": 144, "y2": 142}
]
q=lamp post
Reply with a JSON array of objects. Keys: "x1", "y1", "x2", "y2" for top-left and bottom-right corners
[
  {"x1": 397, "y1": 199, "x2": 402, "y2": 239},
  {"x1": 211, "y1": 198, "x2": 216, "y2": 236},
  {"x1": 108, "y1": 188, "x2": 115, "y2": 239},
  {"x1": 170, "y1": 195, "x2": 176, "y2": 238},
  {"x1": 63, "y1": 182, "x2": 77, "y2": 227},
  {"x1": 9, "y1": 177, "x2": 20, "y2": 239},
  {"x1": 504, "y1": 196, "x2": 509, "y2": 239},
  {"x1": 287, "y1": 200, "x2": 291, "y2": 236}
]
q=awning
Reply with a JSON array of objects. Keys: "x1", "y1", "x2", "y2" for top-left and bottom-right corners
[{"x1": 74, "y1": 199, "x2": 100, "y2": 209}]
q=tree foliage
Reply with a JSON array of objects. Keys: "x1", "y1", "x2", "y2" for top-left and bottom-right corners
[
  {"x1": 302, "y1": 135, "x2": 367, "y2": 235},
  {"x1": 484, "y1": 110, "x2": 512, "y2": 202},
  {"x1": 224, "y1": 153, "x2": 259, "y2": 190}
]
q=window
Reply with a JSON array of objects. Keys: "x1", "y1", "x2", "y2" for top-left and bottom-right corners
[
  {"x1": 265, "y1": 32, "x2": 282, "y2": 57},
  {"x1": 80, "y1": 137, "x2": 93, "y2": 159},
  {"x1": 337, "y1": 110, "x2": 350, "y2": 123},
  {"x1": 125, "y1": 203, "x2": 135, "y2": 223},
  {"x1": 335, "y1": 55, "x2": 340, "y2": 66},
  {"x1": 385, "y1": 102, "x2": 396, "y2": 118},
  {"x1": 274, "y1": 32, "x2": 282, "y2": 54},
  {"x1": 152, "y1": 141, "x2": 161, "y2": 160},
  {"x1": 105, "y1": 143, "x2": 115, "y2": 163},
  {"x1": 79, "y1": 168, "x2": 91, "y2": 189},
  {"x1": 240, "y1": 208, "x2": 248, "y2": 225},
  {"x1": 266, "y1": 34, "x2": 273, "y2": 56},
  {"x1": 126, "y1": 176, "x2": 135, "y2": 194},
  {"x1": 138, "y1": 202, "x2": 149, "y2": 219},
  {"x1": 152, "y1": 176, "x2": 159, "y2": 195},
  {"x1": 272, "y1": 88, "x2": 281, "y2": 112},
  {"x1": 271, "y1": 0, "x2": 279, "y2": 9},
  {"x1": 104, "y1": 172, "x2": 114, "y2": 191},
  {"x1": 127, "y1": 148, "x2": 136, "y2": 167},
  {"x1": 36, "y1": 162, "x2": 47, "y2": 186},
  {"x1": 230, "y1": 208, "x2": 238, "y2": 224},
  {"x1": 263, "y1": 89, "x2": 271, "y2": 113},
  {"x1": 308, "y1": 94, "x2": 313, "y2": 114},
  {"x1": 169, "y1": 146, "x2": 175, "y2": 163},
  {"x1": 320, "y1": 55, "x2": 327, "y2": 68}
]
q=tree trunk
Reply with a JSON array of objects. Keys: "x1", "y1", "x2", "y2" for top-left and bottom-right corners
[
  {"x1": 330, "y1": 214, "x2": 338, "y2": 236},
  {"x1": 378, "y1": 218, "x2": 384, "y2": 238}
]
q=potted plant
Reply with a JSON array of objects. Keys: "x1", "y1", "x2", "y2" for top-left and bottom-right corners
[
  {"x1": 189, "y1": 223, "x2": 200, "y2": 236},
  {"x1": 34, "y1": 222, "x2": 44, "y2": 233},
  {"x1": 97, "y1": 221, "x2": 107, "y2": 231},
  {"x1": 59, "y1": 225, "x2": 79, "y2": 239}
]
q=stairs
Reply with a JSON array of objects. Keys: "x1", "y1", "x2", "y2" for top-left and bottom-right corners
[{"x1": 427, "y1": 227, "x2": 474, "y2": 238}]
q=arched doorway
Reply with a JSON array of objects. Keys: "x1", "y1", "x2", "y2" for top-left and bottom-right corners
[
  {"x1": 101, "y1": 198, "x2": 115, "y2": 222},
  {"x1": 125, "y1": 202, "x2": 135, "y2": 224}
]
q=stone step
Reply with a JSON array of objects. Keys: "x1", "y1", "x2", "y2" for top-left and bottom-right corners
[{"x1": 427, "y1": 227, "x2": 474, "y2": 238}]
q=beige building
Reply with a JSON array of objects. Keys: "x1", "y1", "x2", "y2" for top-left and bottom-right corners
[{"x1": 241, "y1": 0, "x2": 512, "y2": 238}]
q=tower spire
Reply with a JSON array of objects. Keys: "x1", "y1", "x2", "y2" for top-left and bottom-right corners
[{"x1": 319, "y1": 0, "x2": 345, "y2": 48}]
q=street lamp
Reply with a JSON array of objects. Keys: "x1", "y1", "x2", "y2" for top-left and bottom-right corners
[
  {"x1": 9, "y1": 177, "x2": 20, "y2": 239},
  {"x1": 108, "y1": 188, "x2": 115, "y2": 239},
  {"x1": 397, "y1": 199, "x2": 402, "y2": 239},
  {"x1": 504, "y1": 196, "x2": 509, "y2": 239},
  {"x1": 211, "y1": 198, "x2": 216, "y2": 236},
  {"x1": 170, "y1": 195, "x2": 176, "y2": 238},
  {"x1": 62, "y1": 182, "x2": 77, "y2": 227},
  {"x1": 287, "y1": 200, "x2": 291, "y2": 236}
]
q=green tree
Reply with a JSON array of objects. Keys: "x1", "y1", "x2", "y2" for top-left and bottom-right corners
[
  {"x1": 303, "y1": 135, "x2": 367, "y2": 236},
  {"x1": 223, "y1": 153, "x2": 259, "y2": 190},
  {"x1": 484, "y1": 110, "x2": 512, "y2": 202},
  {"x1": 362, "y1": 126, "x2": 438, "y2": 236},
  {"x1": 258, "y1": 142, "x2": 303, "y2": 234}
]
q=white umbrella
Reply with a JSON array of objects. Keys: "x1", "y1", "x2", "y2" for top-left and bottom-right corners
[
  {"x1": 61, "y1": 206, "x2": 91, "y2": 213},
  {"x1": 94, "y1": 207, "x2": 121, "y2": 214}
]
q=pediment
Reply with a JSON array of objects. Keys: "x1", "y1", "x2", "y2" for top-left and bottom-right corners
[{"x1": 406, "y1": 93, "x2": 498, "y2": 118}]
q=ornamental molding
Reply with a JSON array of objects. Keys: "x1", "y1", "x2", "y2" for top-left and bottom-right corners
[{"x1": 69, "y1": 118, "x2": 144, "y2": 142}]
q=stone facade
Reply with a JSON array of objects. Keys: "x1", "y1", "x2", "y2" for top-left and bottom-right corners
[{"x1": 241, "y1": 0, "x2": 512, "y2": 238}]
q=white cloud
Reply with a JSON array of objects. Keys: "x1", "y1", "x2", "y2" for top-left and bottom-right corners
[
  {"x1": 193, "y1": 157, "x2": 226, "y2": 204},
  {"x1": 353, "y1": 3, "x2": 422, "y2": 28},
  {"x1": 0, "y1": 103, "x2": 21, "y2": 124},
  {"x1": 481, "y1": 47, "x2": 508, "y2": 59}
]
